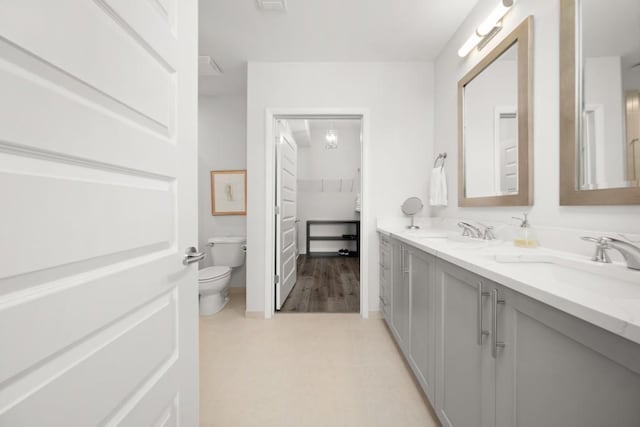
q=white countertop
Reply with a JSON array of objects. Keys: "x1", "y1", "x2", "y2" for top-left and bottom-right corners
[{"x1": 378, "y1": 226, "x2": 640, "y2": 345}]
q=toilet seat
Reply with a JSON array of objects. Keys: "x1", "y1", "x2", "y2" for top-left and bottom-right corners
[{"x1": 198, "y1": 266, "x2": 231, "y2": 282}]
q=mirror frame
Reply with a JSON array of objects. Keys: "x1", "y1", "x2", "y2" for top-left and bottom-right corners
[
  {"x1": 559, "y1": 0, "x2": 640, "y2": 205},
  {"x1": 458, "y1": 16, "x2": 534, "y2": 207}
]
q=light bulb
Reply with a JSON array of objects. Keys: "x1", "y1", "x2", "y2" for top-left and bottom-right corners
[
  {"x1": 325, "y1": 130, "x2": 338, "y2": 148},
  {"x1": 458, "y1": 32, "x2": 482, "y2": 57},
  {"x1": 477, "y1": 0, "x2": 514, "y2": 36}
]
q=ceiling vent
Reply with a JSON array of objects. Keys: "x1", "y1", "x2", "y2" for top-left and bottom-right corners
[
  {"x1": 198, "y1": 56, "x2": 223, "y2": 77},
  {"x1": 256, "y1": 0, "x2": 287, "y2": 11}
]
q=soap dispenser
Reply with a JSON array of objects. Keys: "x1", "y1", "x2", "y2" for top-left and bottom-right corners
[{"x1": 513, "y1": 213, "x2": 538, "y2": 248}]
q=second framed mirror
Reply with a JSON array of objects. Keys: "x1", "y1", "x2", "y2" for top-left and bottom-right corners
[
  {"x1": 458, "y1": 16, "x2": 533, "y2": 207},
  {"x1": 559, "y1": 0, "x2": 640, "y2": 205}
]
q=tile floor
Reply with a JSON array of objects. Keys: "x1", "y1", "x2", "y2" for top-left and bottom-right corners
[{"x1": 199, "y1": 291, "x2": 440, "y2": 427}]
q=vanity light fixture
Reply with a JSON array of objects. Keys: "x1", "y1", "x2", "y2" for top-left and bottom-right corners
[
  {"x1": 458, "y1": 0, "x2": 516, "y2": 57},
  {"x1": 325, "y1": 129, "x2": 338, "y2": 149}
]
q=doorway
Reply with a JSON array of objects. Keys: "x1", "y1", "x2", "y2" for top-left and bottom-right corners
[{"x1": 270, "y1": 114, "x2": 366, "y2": 314}]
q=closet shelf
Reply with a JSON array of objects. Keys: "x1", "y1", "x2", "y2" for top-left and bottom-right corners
[
  {"x1": 306, "y1": 220, "x2": 360, "y2": 258},
  {"x1": 308, "y1": 251, "x2": 359, "y2": 258},
  {"x1": 308, "y1": 236, "x2": 357, "y2": 241}
]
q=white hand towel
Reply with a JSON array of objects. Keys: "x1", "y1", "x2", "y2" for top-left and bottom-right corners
[{"x1": 429, "y1": 167, "x2": 448, "y2": 206}]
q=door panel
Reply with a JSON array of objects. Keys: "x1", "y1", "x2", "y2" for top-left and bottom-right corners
[
  {"x1": 275, "y1": 130, "x2": 298, "y2": 309},
  {"x1": 0, "y1": 0, "x2": 174, "y2": 127},
  {"x1": 497, "y1": 288, "x2": 640, "y2": 427},
  {"x1": 0, "y1": 0, "x2": 197, "y2": 424},
  {"x1": 436, "y1": 262, "x2": 493, "y2": 427},
  {"x1": 408, "y1": 248, "x2": 436, "y2": 400},
  {"x1": 1, "y1": 156, "x2": 173, "y2": 279},
  {"x1": 2, "y1": 292, "x2": 177, "y2": 425},
  {"x1": 626, "y1": 91, "x2": 640, "y2": 182},
  {"x1": 378, "y1": 234, "x2": 392, "y2": 319},
  {"x1": 0, "y1": 42, "x2": 176, "y2": 170},
  {"x1": 391, "y1": 242, "x2": 410, "y2": 349},
  {"x1": 496, "y1": 112, "x2": 518, "y2": 194}
]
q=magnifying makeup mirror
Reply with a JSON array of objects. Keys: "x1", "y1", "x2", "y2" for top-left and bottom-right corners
[{"x1": 401, "y1": 197, "x2": 424, "y2": 229}]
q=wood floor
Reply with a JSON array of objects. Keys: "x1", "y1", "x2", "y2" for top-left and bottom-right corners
[{"x1": 280, "y1": 255, "x2": 360, "y2": 313}]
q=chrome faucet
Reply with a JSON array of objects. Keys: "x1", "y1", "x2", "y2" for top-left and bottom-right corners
[
  {"x1": 458, "y1": 221, "x2": 481, "y2": 239},
  {"x1": 581, "y1": 236, "x2": 640, "y2": 271},
  {"x1": 477, "y1": 223, "x2": 497, "y2": 241}
]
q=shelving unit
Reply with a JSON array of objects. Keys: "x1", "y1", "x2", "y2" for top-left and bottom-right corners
[{"x1": 306, "y1": 220, "x2": 360, "y2": 257}]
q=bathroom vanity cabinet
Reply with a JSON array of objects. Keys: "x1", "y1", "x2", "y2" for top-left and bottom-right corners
[
  {"x1": 382, "y1": 238, "x2": 437, "y2": 401},
  {"x1": 378, "y1": 232, "x2": 640, "y2": 427},
  {"x1": 494, "y1": 283, "x2": 640, "y2": 427}
]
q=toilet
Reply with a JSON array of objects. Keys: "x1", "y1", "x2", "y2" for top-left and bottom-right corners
[{"x1": 198, "y1": 236, "x2": 246, "y2": 315}]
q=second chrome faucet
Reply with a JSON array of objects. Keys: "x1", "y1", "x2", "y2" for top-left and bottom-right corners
[{"x1": 581, "y1": 236, "x2": 640, "y2": 271}]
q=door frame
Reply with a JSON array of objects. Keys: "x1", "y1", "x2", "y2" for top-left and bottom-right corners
[{"x1": 264, "y1": 108, "x2": 371, "y2": 319}]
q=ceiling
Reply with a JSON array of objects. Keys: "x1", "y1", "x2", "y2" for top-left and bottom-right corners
[
  {"x1": 287, "y1": 118, "x2": 361, "y2": 147},
  {"x1": 198, "y1": 0, "x2": 480, "y2": 95},
  {"x1": 308, "y1": 118, "x2": 361, "y2": 132}
]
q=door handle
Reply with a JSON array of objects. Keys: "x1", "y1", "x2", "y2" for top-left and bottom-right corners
[
  {"x1": 183, "y1": 246, "x2": 206, "y2": 265},
  {"x1": 477, "y1": 282, "x2": 490, "y2": 345},
  {"x1": 491, "y1": 288, "x2": 506, "y2": 358}
]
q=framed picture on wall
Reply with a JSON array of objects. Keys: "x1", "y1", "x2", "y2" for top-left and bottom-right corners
[{"x1": 211, "y1": 170, "x2": 247, "y2": 216}]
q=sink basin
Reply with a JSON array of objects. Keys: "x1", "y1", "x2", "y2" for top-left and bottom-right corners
[
  {"x1": 504, "y1": 262, "x2": 640, "y2": 299},
  {"x1": 447, "y1": 233, "x2": 503, "y2": 248},
  {"x1": 484, "y1": 251, "x2": 640, "y2": 298}
]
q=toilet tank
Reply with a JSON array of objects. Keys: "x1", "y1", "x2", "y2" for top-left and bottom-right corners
[{"x1": 208, "y1": 236, "x2": 246, "y2": 267}]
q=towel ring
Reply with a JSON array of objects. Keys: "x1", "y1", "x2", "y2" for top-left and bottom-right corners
[{"x1": 434, "y1": 152, "x2": 447, "y2": 169}]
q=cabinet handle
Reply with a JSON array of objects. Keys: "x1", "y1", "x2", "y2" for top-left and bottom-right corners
[
  {"x1": 477, "y1": 282, "x2": 490, "y2": 345},
  {"x1": 401, "y1": 246, "x2": 405, "y2": 275},
  {"x1": 491, "y1": 288, "x2": 506, "y2": 358},
  {"x1": 403, "y1": 248, "x2": 410, "y2": 275}
]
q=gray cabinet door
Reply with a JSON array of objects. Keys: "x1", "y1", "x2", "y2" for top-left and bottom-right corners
[
  {"x1": 495, "y1": 285, "x2": 640, "y2": 427},
  {"x1": 408, "y1": 248, "x2": 436, "y2": 401},
  {"x1": 378, "y1": 234, "x2": 392, "y2": 319},
  {"x1": 435, "y1": 261, "x2": 494, "y2": 427},
  {"x1": 391, "y1": 240, "x2": 410, "y2": 350}
]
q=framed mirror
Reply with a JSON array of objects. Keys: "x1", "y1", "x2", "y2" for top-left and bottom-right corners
[
  {"x1": 458, "y1": 17, "x2": 533, "y2": 207},
  {"x1": 560, "y1": 0, "x2": 640, "y2": 205}
]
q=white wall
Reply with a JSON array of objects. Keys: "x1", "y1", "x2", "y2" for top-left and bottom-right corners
[
  {"x1": 432, "y1": 0, "x2": 640, "y2": 233},
  {"x1": 247, "y1": 62, "x2": 434, "y2": 313},
  {"x1": 297, "y1": 123, "x2": 361, "y2": 254},
  {"x1": 198, "y1": 95, "x2": 247, "y2": 287}
]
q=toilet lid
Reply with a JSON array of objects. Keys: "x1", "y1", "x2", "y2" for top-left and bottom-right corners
[{"x1": 198, "y1": 266, "x2": 231, "y2": 281}]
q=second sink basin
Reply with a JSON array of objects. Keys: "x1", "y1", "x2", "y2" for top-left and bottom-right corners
[{"x1": 483, "y1": 250, "x2": 640, "y2": 298}]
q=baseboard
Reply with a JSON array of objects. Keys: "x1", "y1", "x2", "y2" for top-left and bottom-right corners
[{"x1": 244, "y1": 311, "x2": 264, "y2": 319}]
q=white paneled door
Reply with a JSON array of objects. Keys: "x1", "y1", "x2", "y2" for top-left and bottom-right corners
[
  {"x1": 275, "y1": 129, "x2": 297, "y2": 310},
  {"x1": 495, "y1": 110, "x2": 518, "y2": 194},
  {"x1": 0, "y1": 1, "x2": 198, "y2": 425}
]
